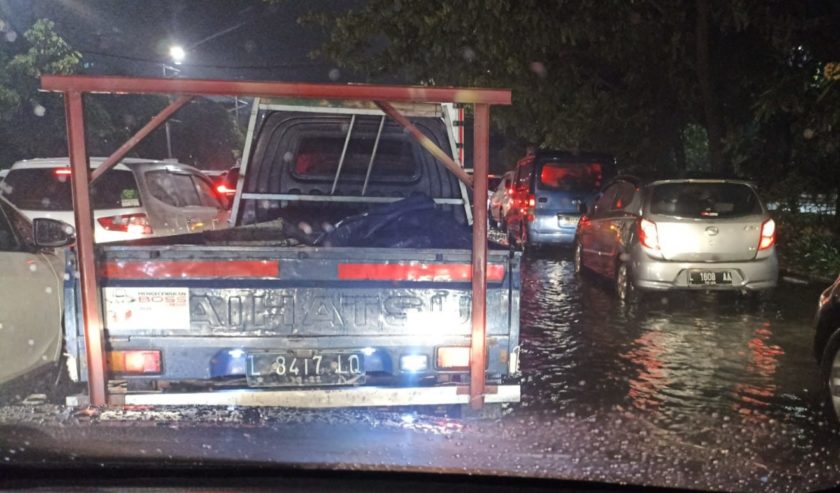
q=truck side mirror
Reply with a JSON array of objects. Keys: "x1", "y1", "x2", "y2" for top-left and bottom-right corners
[{"x1": 34, "y1": 218, "x2": 76, "y2": 248}]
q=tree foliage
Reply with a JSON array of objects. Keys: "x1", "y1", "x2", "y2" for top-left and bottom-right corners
[
  {"x1": 308, "y1": 0, "x2": 839, "y2": 200},
  {"x1": 0, "y1": 17, "x2": 241, "y2": 170},
  {"x1": 0, "y1": 19, "x2": 81, "y2": 165}
]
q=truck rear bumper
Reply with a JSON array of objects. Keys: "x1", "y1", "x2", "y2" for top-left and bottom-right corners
[{"x1": 67, "y1": 385, "x2": 521, "y2": 408}]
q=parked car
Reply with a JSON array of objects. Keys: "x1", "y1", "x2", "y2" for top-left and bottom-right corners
[
  {"x1": 507, "y1": 150, "x2": 615, "y2": 249},
  {"x1": 815, "y1": 274, "x2": 840, "y2": 421},
  {"x1": 575, "y1": 176, "x2": 779, "y2": 301},
  {"x1": 0, "y1": 195, "x2": 73, "y2": 386},
  {"x1": 489, "y1": 170, "x2": 514, "y2": 229},
  {"x1": 0, "y1": 158, "x2": 230, "y2": 242}
]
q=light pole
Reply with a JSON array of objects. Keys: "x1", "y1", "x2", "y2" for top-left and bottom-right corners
[{"x1": 162, "y1": 45, "x2": 185, "y2": 159}]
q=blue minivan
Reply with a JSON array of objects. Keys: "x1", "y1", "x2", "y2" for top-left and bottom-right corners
[{"x1": 506, "y1": 150, "x2": 615, "y2": 249}]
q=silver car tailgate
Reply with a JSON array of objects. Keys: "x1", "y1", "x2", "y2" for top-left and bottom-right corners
[{"x1": 652, "y1": 216, "x2": 762, "y2": 262}]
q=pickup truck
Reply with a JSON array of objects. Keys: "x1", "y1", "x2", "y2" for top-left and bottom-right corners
[{"x1": 63, "y1": 99, "x2": 521, "y2": 410}]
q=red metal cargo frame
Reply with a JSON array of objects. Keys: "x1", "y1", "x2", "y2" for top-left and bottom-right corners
[{"x1": 40, "y1": 75, "x2": 511, "y2": 408}]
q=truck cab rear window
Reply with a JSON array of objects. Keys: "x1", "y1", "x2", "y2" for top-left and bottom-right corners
[{"x1": 292, "y1": 134, "x2": 419, "y2": 182}]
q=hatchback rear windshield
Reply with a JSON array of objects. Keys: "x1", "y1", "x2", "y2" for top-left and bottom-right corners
[
  {"x1": 538, "y1": 161, "x2": 603, "y2": 192},
  {"x1": 0, "y1": 168, "x2": 141, "y2": 211},
  {"x1": 649, "y1": 182, "x2": 762, "y2": 218}
]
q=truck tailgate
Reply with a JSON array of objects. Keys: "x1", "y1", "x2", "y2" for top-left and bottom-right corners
[{"x1": 63, "y1": 245, "x2": 521, "y2": 395}]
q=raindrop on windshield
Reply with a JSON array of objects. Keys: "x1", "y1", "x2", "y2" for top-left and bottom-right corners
[
  {"x1": 4, "y1": 31, "x2": 16, "y2": 42},
  {"x1": 328, "y1": 68, "x2": 341, "y2": 81},
  {"x1": 529, "y1": 61, "x2": 547, "y2": 78}
]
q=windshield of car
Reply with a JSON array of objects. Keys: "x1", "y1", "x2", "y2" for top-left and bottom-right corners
[
  {"x1": 649, "y1": 182, "x2": 763, "y2": 219},
  {"x1": 0, "y1": 168, "x2": 141, "y2": 210},
  {"x1": 537, "y1": 161, "x2": 603, "y2": 192},
  {"x1": 1, "y1": 3, "x2": 839, "y2": 493}
]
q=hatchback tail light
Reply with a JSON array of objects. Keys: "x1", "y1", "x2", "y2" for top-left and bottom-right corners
[
  {"x1": 638, "y1": 218, "x2": 659, "y2": 250},
  {"x1": 759, "y1": 218, "x2": 776, "y2": 250},
  {"x1": 216, "y1": 183, "x2": 236, "y2": 196},
  {"x1": 97, "y1": 213, "x2": 153, "y2": 235}
]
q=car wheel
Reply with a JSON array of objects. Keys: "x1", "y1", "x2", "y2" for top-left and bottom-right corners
[
  {"x1": 574, "y1": 241, "x2": 585, "y2": 275},
  {"x1": 615, "y1": 262, "x2": 636, "y2": 303},
  {"x1": 820, "y1": 332, "x2": 840, "y2": 422}
]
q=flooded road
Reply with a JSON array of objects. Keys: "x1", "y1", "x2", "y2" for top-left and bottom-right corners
[
  {"x1": 519, "y1": 251, "x2": 825, "y2": 431},
  {"x1": 3, "y1": 250, "x2": 840, "y2": 492}
]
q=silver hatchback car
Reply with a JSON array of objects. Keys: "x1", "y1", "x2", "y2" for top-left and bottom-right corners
[{"x1": 575, "y1": 177, "x2": 778, "y2": 301}]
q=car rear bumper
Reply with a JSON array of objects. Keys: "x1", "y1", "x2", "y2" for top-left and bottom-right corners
[
  {"x1": 630, "y1": 247, "x2": 778, "y2": 291},
  {"x1": 68, "y1": 384, "x2": 522, "y2": 407},
  {"x1": 527, "y1": 214, "x2": 580, "y2": 245}
]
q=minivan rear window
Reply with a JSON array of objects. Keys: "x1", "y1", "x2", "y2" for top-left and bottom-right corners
[
  {"x1": 650, "y1": 182, "x2": 762, "y2": 218},
  {"x1": 538, "y1": 162, "x2": 603, "y2": 192},
  {"x1": 0, "y1": 168, "x2": 141, "y2": 211}
]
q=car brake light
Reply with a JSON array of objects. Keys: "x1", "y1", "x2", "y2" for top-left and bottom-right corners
[
  {"x1": 216, "y1": 184, "x2": 236, "y2": 196},
  {"x1": 54, "y1": 168, "x2": 72, "y2": 176},
  {"x1": 437, "y1": 346, "x2": 470, "y2": 369},
  {"x1": 759, "y1": 218, "x2": 776, "y2": 250},
  {"x1": 108, "y1": 350, "x2": 161, "y2": 374},
  {"x1": 528, "y1": 195, "x2": 536, "y2": 208},
  {"x1": 638, "y1": 218, "x2": 659, "y2": 250},
  {"x1": 97, "y1": 213, "x2": 153, "y2": 235}
]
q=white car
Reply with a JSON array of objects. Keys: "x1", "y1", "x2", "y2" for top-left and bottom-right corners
[
  {"x1": 0, "y1": 195, "x2": 70, "y2": 386},
  {"x1": 0, "y1": 158, "x2": 230, "y2": 243},
  {"x1": 489, "y1": 170, "x2": 515, "y2": 229}
]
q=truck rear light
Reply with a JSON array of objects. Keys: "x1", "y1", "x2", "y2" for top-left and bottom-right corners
[
  {"x1": 759, "y1": 218, "x2": 776, "y2": 250},
  {"x1": 638, "y1": 218, "x2": 659, "y2": 250},
  {"x1": 108, "y1": 350, "x2": 161, "y2": 374},
  {"x1": 436, "y1": 346, "x2": 470, "y2": 369},
  {"x1": 337, "y1": 263, "x2": 505, "y2": 282},
  {"x1": 400, "y1": 354, "x2": 429, "y2": 372},
  {"x1": 98, "y1": 213, "x2": 153, "y2": 235}
]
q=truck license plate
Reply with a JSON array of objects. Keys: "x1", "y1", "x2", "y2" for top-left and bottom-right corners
[
  {"x1": 688, "y1": 270, "x2": 733, "y2": 286},
  {"x1": 246, "y1": 352, "x2": 365, "y2": 387}
]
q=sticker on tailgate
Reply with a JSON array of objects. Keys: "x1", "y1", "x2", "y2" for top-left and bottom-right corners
[{"x1": 104, "y1": 287, "x2": 190, "y2": 331}]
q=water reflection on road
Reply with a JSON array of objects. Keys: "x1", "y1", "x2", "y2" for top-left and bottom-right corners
[{"x1": 518, "y1": 249, "x2": 825, "y2": 435}]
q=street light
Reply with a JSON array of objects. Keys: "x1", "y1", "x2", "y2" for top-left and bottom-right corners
[{"x1": 169, "y1": 45, "x2": 186, "y2": 65}]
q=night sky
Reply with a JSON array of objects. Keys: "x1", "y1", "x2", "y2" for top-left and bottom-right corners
[{"x1": 0, "y1": 0, "x2": 360, "y2": 82}]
